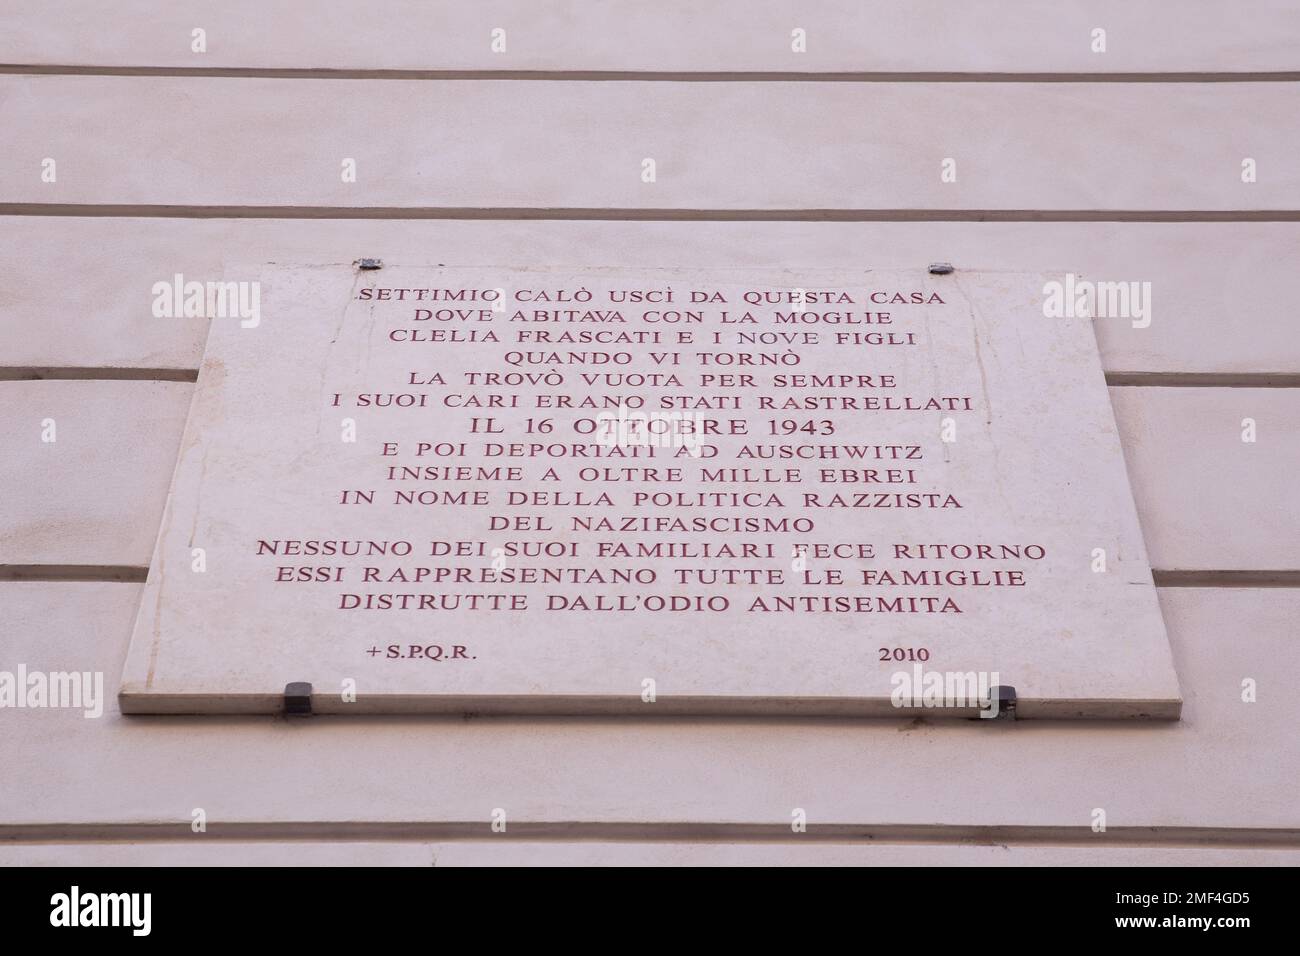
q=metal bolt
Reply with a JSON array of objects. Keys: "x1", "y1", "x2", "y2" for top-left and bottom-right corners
[{"x1": 284, "y1": 681, "x2": 313, "y2": 716}]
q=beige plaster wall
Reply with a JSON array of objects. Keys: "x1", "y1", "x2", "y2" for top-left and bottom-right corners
[{"x1": 0, "y1": 5, "x2": 1296, "y2": 865}]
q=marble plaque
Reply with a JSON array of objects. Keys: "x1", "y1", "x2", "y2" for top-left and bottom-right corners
[{"x1": 119, "y1": 266, "x2": 1181, "y2": 718}]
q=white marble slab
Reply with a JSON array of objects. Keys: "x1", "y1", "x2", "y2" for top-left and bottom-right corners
[{"x1": 119, "y1": 266, "x2": 1181, "y2": 718}]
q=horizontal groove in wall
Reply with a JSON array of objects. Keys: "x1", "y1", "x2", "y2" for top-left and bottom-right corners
[
  {"x1": 1152, "y1": 570, "x2": 1300, "y2": 588},
  {"x1": 0, "y1": 367, "x2": 198, "y2": 383},
  {"x1": 2, "y1": 370, "x2": 1294, "y2": 389},
  {"x1": 2, "y1": 822, "x2": 1298, "y2": 849},
  {"x1": 1105, "y1": 373, "x2": 1300, "y2": 387},
  {"x1": 5, "y1": 65, "x2": 1300, "y2": 83},
  {"x1": 5, "y1": 205, "x2": 1300, "y2": 223},
  {"x1": 5, "y1": 568, "x2": 1296, "y2": 587},
  {"x1": 0, "y1": 566, "x2": 147, "y2": 583}
]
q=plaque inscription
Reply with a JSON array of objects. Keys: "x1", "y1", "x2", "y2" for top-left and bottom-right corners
[{"x1": 120, "y1": 267, "x2": 1181, "y2": 718}]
